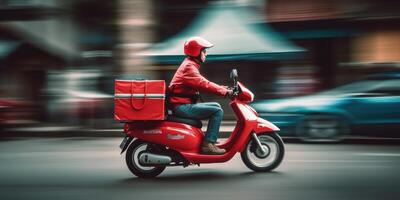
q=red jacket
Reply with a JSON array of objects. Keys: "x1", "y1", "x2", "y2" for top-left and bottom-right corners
[{"x1": 169, "y1": 57, "x2": 228, "y2": 106}]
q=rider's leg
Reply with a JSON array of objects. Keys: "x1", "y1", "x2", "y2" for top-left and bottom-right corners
[
  {"x1": 174, "y1": 102, "x2": 223, "y2": 142},
  {"x1": 174, "y1": 102, "x2": 225, "y2": 154},
  {"x1": 203, "y1": 106, "x2": 223, "y2": 143}
]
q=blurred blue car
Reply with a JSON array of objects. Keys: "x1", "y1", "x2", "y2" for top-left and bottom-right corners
[{"x1": 251, "y1": 73, "x2": 400, "y2": 141}]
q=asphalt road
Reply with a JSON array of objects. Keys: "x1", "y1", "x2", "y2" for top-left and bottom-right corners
[{"x1": 0, "y1": 137, "x2": 399, "y2": 200}]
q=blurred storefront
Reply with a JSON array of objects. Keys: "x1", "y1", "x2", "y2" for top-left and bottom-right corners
[
  {"x1": 0, "y1": 0, "x2": 117, "y2": 125},
  {"x1": 266, "y1": 0, "x2": 400, "y2": 88}
]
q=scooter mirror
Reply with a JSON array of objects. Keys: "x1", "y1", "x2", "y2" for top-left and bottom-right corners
[{"x1": 230, "y1": 69, "x2": 238, "y2": 80}]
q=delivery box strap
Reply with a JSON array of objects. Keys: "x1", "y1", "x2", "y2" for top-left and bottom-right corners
[{"x1": 130, "y1": 81, "x2": 147, "y2": 110}]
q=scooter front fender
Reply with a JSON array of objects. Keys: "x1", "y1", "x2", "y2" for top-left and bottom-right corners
[
  {"x1": 236, "y1": 118, "x2": 279, "y2": 153},
  {"x1": 253, "y1": 117, "x2": 280, "y2": 134}
]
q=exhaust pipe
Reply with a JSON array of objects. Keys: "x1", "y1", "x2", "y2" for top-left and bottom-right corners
[{"x1": 139, "y1": 153, "x2": 172, "y2": 165}]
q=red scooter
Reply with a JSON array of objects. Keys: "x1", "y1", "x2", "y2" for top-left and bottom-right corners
[{"x1": 119, "y1": 69, "x2": 285, "y2": 178}]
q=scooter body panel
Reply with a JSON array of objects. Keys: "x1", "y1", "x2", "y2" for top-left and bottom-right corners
[
  {"x1": 126, "y1": 121, "x2": 203, "y2": 153},
  {"x1": 123, "y1": 81, "x2": 280, "y2": 164}
]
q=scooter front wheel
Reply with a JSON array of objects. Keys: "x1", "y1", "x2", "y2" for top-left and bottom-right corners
[
  {"x1": 241, "y1": 132, "x2": 285, "y2": 172},
  {"x1": 125, "y1": 139, "x2": 166, "y2": 178}
]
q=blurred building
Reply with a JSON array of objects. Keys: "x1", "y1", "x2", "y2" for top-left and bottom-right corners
[
  {"x1": 0, "y1": 0, "x2": 117, "y2": 124},
  {"x1": 266, "y1": 0, "x2": 400, "y2": 88}
]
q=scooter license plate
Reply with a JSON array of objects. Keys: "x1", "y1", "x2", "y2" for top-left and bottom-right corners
[{"x1": 119, "y1": 136, "x2": 129, "y2": 150}]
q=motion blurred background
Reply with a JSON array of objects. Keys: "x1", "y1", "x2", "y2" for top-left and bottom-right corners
[{"x1": 0, "y1": 0, "x2": 399, "y2": 140}]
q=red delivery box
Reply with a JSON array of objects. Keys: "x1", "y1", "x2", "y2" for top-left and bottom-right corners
[{"x1": 114, "y1": 80, "x2": 166, "y2": 121}]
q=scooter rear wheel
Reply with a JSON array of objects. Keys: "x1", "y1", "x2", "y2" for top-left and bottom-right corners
[
  {"x1": 241, "y1": 132, "x2": 285, "y2": 172},
  {"x1": 126, "y1": 140, "x2": 166, "y2": 178}
]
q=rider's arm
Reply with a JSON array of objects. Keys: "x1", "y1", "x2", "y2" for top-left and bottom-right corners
[{"x1": 182, "y1": 64, "x2": 228, "y2": 96}]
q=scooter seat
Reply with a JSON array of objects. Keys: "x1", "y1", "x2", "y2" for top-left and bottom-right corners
[{"x1": 167, "y1": 115, "x2": 202, "y2": 128}]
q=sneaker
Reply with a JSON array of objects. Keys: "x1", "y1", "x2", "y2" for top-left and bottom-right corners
[{"x1": 201, "y1": 141, "x2": 226, "y2": 155}]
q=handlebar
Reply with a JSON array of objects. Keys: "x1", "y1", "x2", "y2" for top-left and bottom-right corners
[{"x1": 230, "y1": 69, "x2": 240, "y2": 97}]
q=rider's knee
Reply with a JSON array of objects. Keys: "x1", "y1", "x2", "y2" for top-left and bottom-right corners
[
  {"x1": 215, "y1": 107, "x2": 223, "y2": 116},
  {"x1": 211, "y1": 102, "x2": 221, "y2": 108}
]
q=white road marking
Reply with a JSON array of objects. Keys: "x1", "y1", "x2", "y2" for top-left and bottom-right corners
[
  {"x1": 285, "y1": 159, "x2": 395, "y2": 163},
  {"x1": 354, "y1": 153, "x2": 400, "y2": 157}
]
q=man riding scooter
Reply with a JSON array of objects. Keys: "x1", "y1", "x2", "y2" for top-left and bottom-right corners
[
  {"x1": 169, "y1": 36, "x2": 234, "y2": 155},
  {"x1": 118, "y1": 47, "x2": 285, "y2": 177}
]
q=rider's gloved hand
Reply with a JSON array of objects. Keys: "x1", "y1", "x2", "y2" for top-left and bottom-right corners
[{"x1": 226, "y1": 89, "x2": 234, "y2": 99}]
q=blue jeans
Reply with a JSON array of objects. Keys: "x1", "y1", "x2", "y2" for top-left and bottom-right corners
[{"x1": 174, "y1": 102, "x2": 223, "y2": 143}]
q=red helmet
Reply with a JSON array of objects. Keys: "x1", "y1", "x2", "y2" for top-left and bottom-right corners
[{"x1": 184, "y1": 36, "x2": 214, "y2": 57}]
